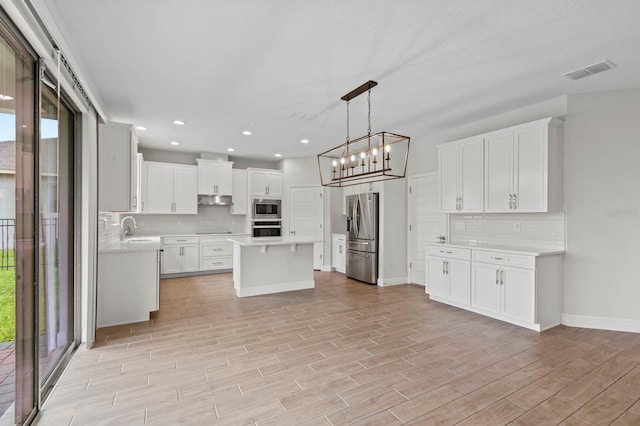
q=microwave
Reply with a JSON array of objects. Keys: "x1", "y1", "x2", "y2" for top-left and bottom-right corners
[{"x1": 252, "y1": 199, "x2": 281, "y2": 219}]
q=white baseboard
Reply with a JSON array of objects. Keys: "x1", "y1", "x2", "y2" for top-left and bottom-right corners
[
  {"x1": 562, "y1": 313, "x2": 640, "y2": 333},
  {"x1": 236, "y1": 280, "x2": 315, "y2": 298},
  {"x1": 377, "y1": 276, "x2": 408, "y2": 287},
  {"x1": 321, "y1": 265, "x2": 333, "y2": 272}
]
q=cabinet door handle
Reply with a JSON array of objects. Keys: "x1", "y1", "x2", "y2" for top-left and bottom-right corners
[
  {"x1": 141, "y1": 201, "x2": 144, "y2": 211},
  {"x1": 500, "y1": 270, "x2": 505, "y2": 285},
  {"x1": 443, "y1": 261, "x2": 446, "y2": 275},
  {"x1": 133, "y1": 196, "x2": 137, "y2": 208},
  {"x1": 513, "y1": 193, "x2": 517, "y2": 209},
  {"x1": 491, "y1": 257, "x2": 507, "y2": 261},
  {"x1": 339, "y1": 246, "x2": 342, "y2": 254},
  {"x1": 445, "y1": 261, "x2": 449, "y2": 274},
  {"x1": 496, "y1": 269, "x2": 500, "y2": 285}
]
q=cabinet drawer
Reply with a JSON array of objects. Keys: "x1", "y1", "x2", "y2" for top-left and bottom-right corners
[
  {"x1": 426, "y1": 245, "x2": 471, "y2": 260},
  {"x1": 199, "y1": 236, "x2": 231, "y2": 244},
  {"x1": 332, "y1": 234, "x2": 346, "y2": 243},
  {"x1": 472, "y1": 250, "x2": 535, "y2": 268},
  {"x1": 200, "y1": 243, "x2": 232, "y2": 257},
  {"x1": 163, "y1": 236, "x2": 199, "y2": 245},
  {"x1": 200, "y1": 256, "x2": 232, "y2": 271}
]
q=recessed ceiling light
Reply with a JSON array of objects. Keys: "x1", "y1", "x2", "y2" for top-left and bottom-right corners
[
  {"x1": 135, "y1": 126, "x2": 147, "y2": 131},
  {"x1": 170, "y1": 141, "x2": 180, "y2": 146},
  {"x1": 226, "y1": 148, "x2": 235, "y2": 152},
  {"x1": 300, "y1": 139, "x2": 309, "y2": 144},
  {"x1": 242, "y1": 130, "x2": 252, "y2": 136},
  {"x1": 173, "y1": 120, "x2": 185, "y2": 126},
  {"x1": 274, "y1": 153, "x2": 282, "y2": 158}
]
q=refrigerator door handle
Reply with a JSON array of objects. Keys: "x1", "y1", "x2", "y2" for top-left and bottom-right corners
[{"x1": 355, "y1": 197, "x2": 361, "y2": 235}]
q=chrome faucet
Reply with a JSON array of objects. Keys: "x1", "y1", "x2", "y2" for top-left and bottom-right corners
[{"x1": 120, "y1": 216, "x2": 138, "y2": 240}]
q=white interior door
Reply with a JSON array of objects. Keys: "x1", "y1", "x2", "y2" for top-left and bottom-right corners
[
  {"x1": 289, "y1": 186, "x2": 324, "y2": 270},
  {"x1": 407, "y1": 173, "x2": 447, "y2": 285}
]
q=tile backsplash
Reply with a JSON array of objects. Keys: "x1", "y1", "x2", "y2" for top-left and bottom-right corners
[
  {"x1": 449, "y1": 212, "x2": 565, "y2": 251},
  {"x1": 99, "y1": 206, "x2": 248, "y2": 244}
]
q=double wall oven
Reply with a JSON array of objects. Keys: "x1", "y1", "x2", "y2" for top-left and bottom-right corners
[{"x1": 252, "y1": 199, "x2": 282, "y2": 237}]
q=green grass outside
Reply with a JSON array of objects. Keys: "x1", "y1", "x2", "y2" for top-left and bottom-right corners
[{"x1": 0, "y1": 250, "x2": 15, "y2": 342}]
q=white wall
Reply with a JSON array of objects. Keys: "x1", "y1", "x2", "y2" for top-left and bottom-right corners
[
  {"x1": 562, "y1": 88, "x2": 640, "y2": 331},
  {"x1": 407, "y1": 96, "x2": 568, "y2": 175},
  {"x1": 380, "y1": 178, "x2": 408, "y2": 285}
]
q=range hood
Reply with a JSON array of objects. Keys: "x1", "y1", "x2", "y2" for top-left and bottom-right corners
[{"x1": 198, "y1": 195, "x2": 232, "y2": 206}]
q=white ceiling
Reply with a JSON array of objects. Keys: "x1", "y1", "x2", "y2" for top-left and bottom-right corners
[{"x1": 47, "y1": 0, "x2": 640, "y2": 159}]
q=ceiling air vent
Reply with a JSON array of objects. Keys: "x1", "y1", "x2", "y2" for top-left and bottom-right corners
[{"x1": 564, "y1": 60, "x2": 616, "y2": 80}]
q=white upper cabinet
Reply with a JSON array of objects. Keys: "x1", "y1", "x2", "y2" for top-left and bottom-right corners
[
  {"x1": 484, "y1": 117, "x2": 562, "y2": 213},
  {"x1": 231, "y1": 169, "x2": 248, "y2": 215},
  {"x1": 145, "y1": 162, "x2": 197, "y2": 214},
  {"x1": 438, "y1": 117, "x2": 562, "y2": 214},
  {"x1": 248, "y1": 168, "x2": 284, "y2": 197},
  {"x1": 438, "y1": 136, "x2": 484, "y2": 213},
  {"x1": 98, "y1": 122, "x2": 139, "y2": 212},
  {"x1": 197, "y1": 159, "x2": 233, "y2": 196}
]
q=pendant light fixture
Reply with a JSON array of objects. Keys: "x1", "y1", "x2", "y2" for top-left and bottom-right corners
[{"x1": 317, "y1": 80, "x2": 410, "y2": 187}]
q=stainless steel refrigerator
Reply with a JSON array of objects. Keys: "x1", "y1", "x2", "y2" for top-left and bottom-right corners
[{"x1": 346, "y1": 192, "x2": 379, "y2": 284}]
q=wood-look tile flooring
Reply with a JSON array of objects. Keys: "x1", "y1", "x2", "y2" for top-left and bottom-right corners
[{"x1": 36, "y1": 272, "x2": 640, "y2": 425}]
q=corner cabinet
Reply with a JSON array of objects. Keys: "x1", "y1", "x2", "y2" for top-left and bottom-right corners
[
  {"x1": 197, "y1": 159, "x2": 233, "y2": 196},
  {"x1": 438, "y1": 137, "x2": 484, "y2": 213},
  {"x1": 145, "y1": 162, "x2": 198, "y2": 214},
  {"x1": 98, "y1": 122, "x2": 139, "y2": 212},
  {"x1": 247, "y1": 168, "x2": 284, "y2": 198},
  {"x1": 484, "y1": 118, "x2": 563, "y2": 213}
]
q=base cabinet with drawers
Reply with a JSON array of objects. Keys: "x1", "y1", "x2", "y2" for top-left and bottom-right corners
[
  {"x1": 199, "y1": 236, "x2": 233, "y2": 271},
  {"x1": 426, "y1": 244, "x2": 563, "y2": 331}
]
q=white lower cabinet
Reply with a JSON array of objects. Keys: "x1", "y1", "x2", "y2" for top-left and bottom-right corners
[
  {"x1": 162, "y1": 237, "x2": 199, "y2": 274},
  {"x1": 425, "y1": 247, "x2": 471, "y2": 307},
  {"x1": 332, "y1": 234, "x2": 346, "y2": 273},
  {"x1": 199, "y1": 236, "x2": 233, "y2": 271},
  {"x1": 427, "y1": 244, "x2": 562, "y2": 331}
]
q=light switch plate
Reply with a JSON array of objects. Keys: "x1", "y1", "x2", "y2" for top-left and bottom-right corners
[{"x1": 514, "y1": 222, "x2": 521, "y2": 232}]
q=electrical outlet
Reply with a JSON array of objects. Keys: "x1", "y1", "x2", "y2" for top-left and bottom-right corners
[{"x1": 514, "y1": 222, "x2": 521, "y2": 232}]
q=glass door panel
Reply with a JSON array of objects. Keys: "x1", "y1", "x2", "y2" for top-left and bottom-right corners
[
  {"x1": 0, "y1": 25, "x2": 37, "y2": 425},
  {"x1": 38, "y1": 85, "x2": 74, "y2": 389}
]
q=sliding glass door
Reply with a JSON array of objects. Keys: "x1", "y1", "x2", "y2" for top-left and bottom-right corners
[
  {"x1": 38, "y1": 83, "x2": 75, "y2": 394},
  {"x1": 1, "y1": 22, "x2": 37, "y2": 425},
  {"x1": 1, "y1": 9, "x2": 77, "y2": 425}
]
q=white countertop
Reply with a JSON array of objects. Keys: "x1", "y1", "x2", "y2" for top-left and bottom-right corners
[
  {"x1": 99, "y1": 236, "x2": 162, "y2": 253},
  {"x1": 426, "y1": 242, "x2": 565, "y2": 256},
  {"x1": 228, "y1": 236, "x2": 321, "y2": 246}
]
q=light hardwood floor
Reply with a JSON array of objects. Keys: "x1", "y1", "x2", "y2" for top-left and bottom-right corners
[{"x1": 36, "y1": 272, "x2": 640, "y2": 425}]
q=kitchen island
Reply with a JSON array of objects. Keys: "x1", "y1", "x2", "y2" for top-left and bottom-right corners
[{"x1": 228, "y1": 236, "x2": 320, "y2": 297}]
